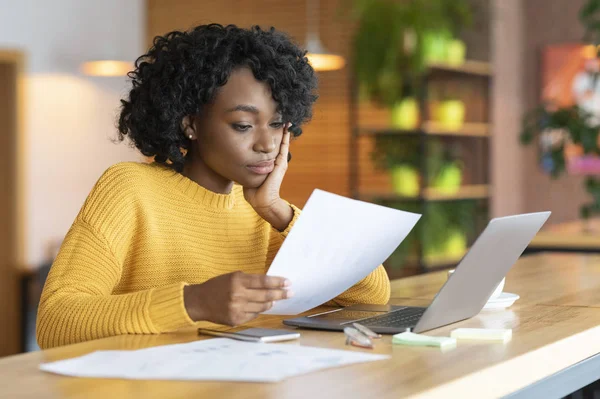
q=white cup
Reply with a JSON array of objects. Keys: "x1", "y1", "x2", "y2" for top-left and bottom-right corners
[{"x1": 447, "y1": 269, "x2": 505, "y2": 301}]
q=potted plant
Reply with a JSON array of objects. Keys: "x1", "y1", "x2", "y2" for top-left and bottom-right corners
[
  {"x1": 421, "y1": 201, "x2": 476, "y2": 262},
  {"x1": 382, "y1": 199, "x2": 477, "y2": 268},
  {"x1": 520, "y1": 0, "x2": 600, "y2": 223},
  {"x1": 350, "y1": 0, "x2": 473, "y2": 128},
  {"x1": 445, "y1": 36, "x2": 467, "y2": 66},
  {"x1": 371, "y1": 136, "x2": 464, "y2": 197},
  {"x1": 371, "y1": 135, "x2": 421, "y2": 196},
  {"x1": 431, "y1": 83, "x2": 468, "y2": 130},
  {"x1": 436, "y1": 97, "x2": 466, "y2": 130},
  {"x1": 390, "y1": 96, "x2": 420, "y2": 130},
  {"x1": 581, "y1": 0, "x2": 600, "y2": 47},
  {"x1": 521, "y1": 105, "x2": 600, "y2": 221},
  {"x1": 427, "y1": 138, "x2": 464, "y2": 194}
]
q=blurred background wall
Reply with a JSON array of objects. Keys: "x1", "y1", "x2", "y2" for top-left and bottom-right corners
[
  {"x1": 0, "y1": 0, "x2": 145, "y2": 356},
  {"x1": 521, "y1": 0, "x2": 590, "y2": 223},
  {"x1": 0, "y1": 0, "x2": 145, "y2": 267},
  {"x1": 491, "y1": 0, "x2": 525, "y2": 219}
]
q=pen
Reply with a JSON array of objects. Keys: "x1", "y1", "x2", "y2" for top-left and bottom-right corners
[{"x1": 198, "y1": 328, "x2": 263, "y2": 342}]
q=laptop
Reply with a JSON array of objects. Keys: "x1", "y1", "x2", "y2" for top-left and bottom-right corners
[{"x1": 283, "y1": 211, "x2": 551, "y2": 334}]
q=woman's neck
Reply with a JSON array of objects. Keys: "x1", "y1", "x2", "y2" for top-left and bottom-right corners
[{"x1": 181, "y1": 152, "x2": 234, "y2": 195}]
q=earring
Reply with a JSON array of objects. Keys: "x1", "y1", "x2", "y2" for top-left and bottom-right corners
[{"x1": 188, "y1": 134, "x2": 193, "y2": 140}]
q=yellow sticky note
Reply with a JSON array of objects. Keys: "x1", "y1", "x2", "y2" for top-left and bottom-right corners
[{"x1": 450, "y1": 328, "x2": 512, "y2": 343}]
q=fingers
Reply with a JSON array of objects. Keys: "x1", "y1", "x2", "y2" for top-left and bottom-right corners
[
  {"x1": 239, "y1": 313, "x2": 259, "y2": 324},
  {"x1": 273, "y1": 123, "x2": 290, "y2": 170},
  {"x1": 225, "y1": 311, "x2": 256, "y2": 326},
  {"x1": 222, "y1": 273, "x2": 294, "y2": 325},
  {"x1": 242, "y1": 274, "x2": 290, "y2": 289},
  {"x1": 282, "y1": 122, "x2": 291, "y2": 154},
  {"x1": 244, "y1": 301, "x2": 275, "y2": 313},
  {"x1": 245, "y1": 287, "x2": 293, "y2": 303}
]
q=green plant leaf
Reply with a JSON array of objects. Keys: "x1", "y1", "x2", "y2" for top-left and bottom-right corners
[
  {"x1": 371, "y1": 135, "x2": 421, "y2": 170},
  {"x1": 580, "y1": 0, "x2": 600, "y2": 19}
]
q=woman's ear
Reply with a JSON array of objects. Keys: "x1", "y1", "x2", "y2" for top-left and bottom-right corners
[{"x1": 181, "y1": 115, "x2": 196, "y2": 140}]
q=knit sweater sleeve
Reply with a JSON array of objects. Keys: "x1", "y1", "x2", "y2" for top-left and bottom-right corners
[
  {"x1": 278, "y1": 202, "x2": 301, "y2": 238},
  {"x1": 328, "y1": 265, "x2": 391, "y2": 306},
  {"x1": 36, "y1": 166, "x2": 195, "y2": 349}
]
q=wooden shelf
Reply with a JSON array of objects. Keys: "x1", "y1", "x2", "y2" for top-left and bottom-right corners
[
  {"x1": 351, "y1": 55, "x2": 491, "y2": 276},
  {"x1": 422, "y1": 121, "x2": 490, "y2": 137},
  {"x1": 358, "y1": 122, "x2": 490, "y2": 138},
  {"x1": 356, "y1": 184, "x2": 490, "y2": 202},
  {"x1": 426, "y1": 60, "x2": 493, "y2": 77},
  {"x1": 424, "y1": 184, "x2": 489, "y2": 201}
]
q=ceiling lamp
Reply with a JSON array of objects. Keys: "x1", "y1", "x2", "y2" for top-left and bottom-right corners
[
  {"x1": 304, "y1": 0, "x2": 345, "y2": 72},
  {"x1": 80, "y1": 60, "x2": 133, "y2": 77}
]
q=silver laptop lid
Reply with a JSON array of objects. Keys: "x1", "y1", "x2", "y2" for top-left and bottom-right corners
[{"x1": 413, "y1": 211, "x2": 551, "y2": 333}]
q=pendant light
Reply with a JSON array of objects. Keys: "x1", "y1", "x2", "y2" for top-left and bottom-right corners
[
  {"x1": 81, "y1": 60, "x2": 133, "y2": 77},
  {"x1": 304, "y1": 0, "x2": 345, "y2": 72},
  {"x1": 79, "y1": 11, "x2": 134, "y2": 77}
]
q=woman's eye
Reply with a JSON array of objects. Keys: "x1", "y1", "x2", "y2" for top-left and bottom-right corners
[
  {"x1": 232, "y1": 124, "x2": 252, "y2": 132},
  {"x1": 270, "y1": 122, "x2": 284, "y2": 129}
]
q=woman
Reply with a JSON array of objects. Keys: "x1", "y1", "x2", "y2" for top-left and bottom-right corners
[{"x1": 36, "y1": 23, "x2": 390, "y2": 349}]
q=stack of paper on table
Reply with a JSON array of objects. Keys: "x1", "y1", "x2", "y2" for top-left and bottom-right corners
[{"x1": 40, "y1": 338, "x2": 390, "y2": 382}]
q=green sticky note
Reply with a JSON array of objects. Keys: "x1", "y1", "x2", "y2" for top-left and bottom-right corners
[{"x1": 392, "y1": 331, "x2": 456, "y2": 349}]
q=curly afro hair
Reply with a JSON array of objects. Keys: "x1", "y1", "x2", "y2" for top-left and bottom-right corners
[{"x1": 118, "y1": 23, "x2": 318, "y2": 172}]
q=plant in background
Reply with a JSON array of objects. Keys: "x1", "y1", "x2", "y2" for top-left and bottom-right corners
[
  {"x1": 519, "y1": 0, "x2": 600, "y2": 220},
  {"x1": 431, "y1": 82, "x2": 469, "y2": 130},
  {"x1": 349, "y1": 0, "x2": 473, "y2": 108},
  {"x1": 436, "y1": 98, "x2": 466, "y2": 130},
  {"x1": 371, "y1": 135, "x2": 421, "y2": 196},
  {"x1": 348, "y1": 0, "x2": 480, "y2": 269},
  {"x1": 371, "y1": 135, "x2": 421, "y2": 170},
  {"x1": 371, "y1": 136, "x2": 464, "y2": 196},
  {"x1": 580, "y1": 0, "x2": 600, "y2": 93},
  {"x1": 383, "y1": 200, "x2": 421, "y2": 267},
  {"x1": 581, "y1": 0, "x2": 600, "y2": 47},
  {"x1": 521, "y1": 105, "x2": 600, "y2": 219},
  {"x1": 520, "y1": 0, "x2": 600, "y2": 220},
  {"x1": 426, "y1": 138, "x2": 463, "y2": 192},
  {"x1": 383, "y1": 199, "x2": 478, "y2": 268},
  {"x1": 421, "y1": 200, "x2": 476, "y2": 259}
]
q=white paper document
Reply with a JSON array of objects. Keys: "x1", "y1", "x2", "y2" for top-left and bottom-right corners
[
  {"x1": 39, "y1": 338, "x2": 389, "y2": 382},
  {"x1": 265, "y1": 189, "x2": 420, "y2": 315}
]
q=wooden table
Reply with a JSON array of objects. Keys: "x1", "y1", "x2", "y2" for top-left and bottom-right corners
[
  {"x1": 527, "y1": 218, "x2": 600, "y2": 253},
  {"x1": 4, "y1": 253, "x2": 600, "y2": 398}
]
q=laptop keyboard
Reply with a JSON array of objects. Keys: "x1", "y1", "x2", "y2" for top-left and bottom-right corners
[{"x1": 345, "y1": 307, "x2": 427, "y2": 328}]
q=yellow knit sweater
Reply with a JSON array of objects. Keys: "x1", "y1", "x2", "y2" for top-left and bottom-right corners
[{"x1": 36, "y1": 162, "x2": 391, "y2": 349}]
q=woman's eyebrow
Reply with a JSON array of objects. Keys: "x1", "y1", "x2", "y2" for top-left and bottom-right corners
[{"x1": 226, "y1": 104, "x2": 259, "y2": 114}]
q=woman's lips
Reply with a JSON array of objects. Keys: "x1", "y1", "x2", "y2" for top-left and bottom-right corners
[{"x1": 247, "y1": 160, "x2": 275, "y2": 174}]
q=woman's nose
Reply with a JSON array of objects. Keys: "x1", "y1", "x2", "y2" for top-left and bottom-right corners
[{"x1": 253, "y1": 128, "x2": 277, "y2": 153}]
